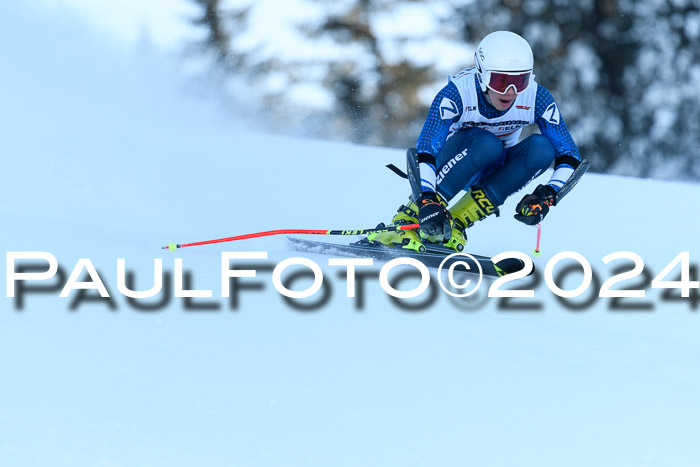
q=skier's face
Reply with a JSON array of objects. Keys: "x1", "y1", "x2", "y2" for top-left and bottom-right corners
[{"x1": 487, "y1": 87, "x2": 517, "y2": 111}]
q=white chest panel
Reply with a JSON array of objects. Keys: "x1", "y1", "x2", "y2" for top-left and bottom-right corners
[{"x1": 448, "y1": 68, "x2": 538, "y2": 148}]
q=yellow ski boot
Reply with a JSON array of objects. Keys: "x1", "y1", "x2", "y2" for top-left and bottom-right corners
[
  {"x1": 366, "y1": 199, "x2": 425, "y2": 252},
  {"x1": 366, "y1": 193, "x2": 452, "y2": 252},
  {"x1": 443, "y1": 186, "x2": 500, "y2": 252}
]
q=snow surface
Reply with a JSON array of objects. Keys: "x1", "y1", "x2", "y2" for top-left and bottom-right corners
[{"x1": 2, "y1": 4, "x2": 700, "y2": 467}]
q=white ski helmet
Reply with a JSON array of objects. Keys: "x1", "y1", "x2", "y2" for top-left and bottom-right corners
[{"x1": 474, "y1": 31, "x2": 534, "y2": 94}]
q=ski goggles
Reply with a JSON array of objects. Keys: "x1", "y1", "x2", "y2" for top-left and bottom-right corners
[{"x1": 486, "y1": 71, "x2": 532, "y2": 94}]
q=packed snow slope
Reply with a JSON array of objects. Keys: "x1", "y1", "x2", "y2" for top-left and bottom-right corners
[{"x1": 2, "y1": 4, "x2": 700, "y2": 467}]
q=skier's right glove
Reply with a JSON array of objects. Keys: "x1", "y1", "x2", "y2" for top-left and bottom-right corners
[{"x1": 417, "y1": 192, "x2": 452, "y2": 240}]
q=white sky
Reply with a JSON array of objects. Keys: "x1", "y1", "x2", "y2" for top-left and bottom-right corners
[{"x1": 32, "y1": 0, "x2": 199, "y2": 49}]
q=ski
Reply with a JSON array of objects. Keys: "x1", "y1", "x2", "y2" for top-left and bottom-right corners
[{"x1": 287, "y1": 237, "x2": 529, "y2": 278}]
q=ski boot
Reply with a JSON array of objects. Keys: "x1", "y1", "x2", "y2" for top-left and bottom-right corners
[
  {"x1": 366, "y1": 198, "x2": 425, "y2": 252},
  {"x1": 366, "y1": 194, "x2": 452, "y2": 252},
  {"x1": 443, "y1": 186, "x2": 500, "y2": 252}
]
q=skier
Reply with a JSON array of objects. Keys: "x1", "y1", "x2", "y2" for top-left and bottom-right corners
[{"x1": 368, "y1": 31, "x2": 584, "y2": 252}]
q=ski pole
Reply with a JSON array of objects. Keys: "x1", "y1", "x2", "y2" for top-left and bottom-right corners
[
  {"x1": 163, "y1": 224, "x2": 419, "y2": 251},
  {"x1": 533, "y1": 223, "x2": 542, "y2": 257}
]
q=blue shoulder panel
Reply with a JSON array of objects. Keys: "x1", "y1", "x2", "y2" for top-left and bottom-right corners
[
  {"x1": 534, "y1": 85, "x2": 581, "y2": 166},
  {"x1": 416, "y1": 81, "x2": 463, "y2": 157}
]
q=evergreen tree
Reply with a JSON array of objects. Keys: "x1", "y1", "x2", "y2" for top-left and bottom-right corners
[
  {"x1": 186, "y1": 0, "x2": 700, "y2": 180},
  {"x1": 457, "y1": 0, "x2": 700, "y2": 178},
  {"x1": 618, "y1": 0, "x2": 700, "y2": 179}
]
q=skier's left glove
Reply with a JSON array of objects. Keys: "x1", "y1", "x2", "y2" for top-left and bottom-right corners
[{"x1": 514, "y1": 184, "x2": 557, "y2": 225}]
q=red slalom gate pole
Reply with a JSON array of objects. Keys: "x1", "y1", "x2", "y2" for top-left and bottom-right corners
[{"x1": 163, "y1": 224, "x2": 420, "y2": 251}]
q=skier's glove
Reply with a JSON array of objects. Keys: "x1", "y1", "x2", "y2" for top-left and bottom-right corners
[
  {"x1": 514, "y1": 184, "x2": 557, "y2": 226},
  {"x1": 417, "y1": 192, "x2": 452, "y2": 240}
]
